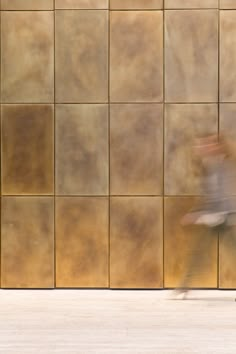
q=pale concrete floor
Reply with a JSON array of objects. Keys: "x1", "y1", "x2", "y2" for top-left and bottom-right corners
[{"x1": 0, "y1": 290, "x2": 236, "y2": 354}]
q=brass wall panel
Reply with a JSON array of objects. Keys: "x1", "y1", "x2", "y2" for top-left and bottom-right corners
[
  {"x1": 1, "y1": 197, "x2": 54, "y2": 288},
  {"x1": 219, "y1": 104, "x2": 236, "y2": 288},
  {"x1": 220, "y1": 0, "x2": 236, "y2": 8},
  {"x1": 110, "y1": 11, "x2": 163, "y2": 103},
  {"x1": 56, "y1": 104, "x2": 108, "y2": 195},
  {"x1": 110, "y1": 104, "x2": 163, "y2": 195},
  {"x1": 219, "y1": 104, "x2": 236, "y2": 195},
  {"x1": 220, "y1": 104, "x2": 236, "y2": 133},
  {"x1": 110, "y1": 197, "x2": 163, "y2": 288},
  {"x1": 164, "y1": 197, "x2": 218, "y2": 288},
  {"x1": 1, "y1": 0, "x2": 54, "y2": 10},
  {"x1": 165, "y1": 104, "x2": 218, "y2": 195},
  {"x1": 165, "y1": 10, "x2": 218, "y2": 103},
  {"x1": 1, "y1": 11, "x2": 54, "y2": 103},
  {"x1": 55, "y1": 0, "x2": 108, "y2": 9},
  {"x1": 219, "y1": 227, "x2": 236, "y2": 288},
  {"x1": 110, "y1": 0, "x2": 163, "y2": 9},
  {"x1": 55, "y1": 10, "x2": 108, "y2": 103},
  {"x1": 165, "y1": 0, "x2": 218, "y2": 8},
  {"x1": 220, "y1": 11, "x2": 236, "y2": 102},
  {"x1": 2, "y1": 105, "x2": 54, "y2": 195},
  {"x1": 56, "y1": 197, "x2": 109, "y2": 287}
]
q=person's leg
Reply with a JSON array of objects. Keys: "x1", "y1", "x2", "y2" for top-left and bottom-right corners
[{"x1": 174, "y1": 227, "x2": 217, "y2": 298}]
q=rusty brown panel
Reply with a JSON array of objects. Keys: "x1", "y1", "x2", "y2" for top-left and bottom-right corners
[
  {"x1": 219, "y1": 104, "x2": 236, "y2": 288},
  {"x1": 220, "y1": 11, "x2": 236, "y2": 102},
  {"x1": 220, "y1": 104, "x2": 236, "y2": 137},
  {"x1": 1, "y1": 0, "x2": 53, "y2": 9},
  {"x1": 164, "y1": 197, "x2": 218, "y2": 288},
  {"x1": 110, "y1": 0, "x2": 163, "y2": 9},
  {"x1": 56, "y1": 104, "x2": 108, "y2": 195},
  {"x1": 165, "y1": 0, "x2": 218, "y2": 8},
  {"x1": 219, "y1": 104, "x2": 236, "y2": 195},
  {"x1": 110, "y1": 104, "x2": 163, "y2": 195},
  {"x1": 220, "y1": 0, "x2": 236, "y2": 8},
  {"x1": 219, "y1": 226, "x2": 236, "y2": 288},
  {"x1": 56, "y1": 197, "x2": 109, "y2": 288},
  {"x1": 55, "y1": 10, "x2": 108, "y2": 103},
  {"x1": 165, "y1": 10, "x2": 218, "y2": 103},
  {"x1": 0, "y1": 14, "x2": 1, "y2": 92},
  {"x1": 55, "y1": 0, "x2": 108, "y2": 8},
  {"x1": 110, "y1": 11, "x2": 163, "y2": 103},
  {"x1": 110, "y1": 197, "x2": 163, "y2": 289},
  {"x1": 1, "y1": 11, "x2": 54, "y2": 103},
  {"x1": 165, "y1": 104, "x2": 218, "y2": 195},
  {"x1": 1, "y1": 197, "x2": 54, "y2": 288},
  {"x1": 2, "y1": 105, "x2": 54, "y2": 195}
]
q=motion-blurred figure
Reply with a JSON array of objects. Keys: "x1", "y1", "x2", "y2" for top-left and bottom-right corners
[{"x1": 173, "y1": 134, "x2": 236, "y2": 299}]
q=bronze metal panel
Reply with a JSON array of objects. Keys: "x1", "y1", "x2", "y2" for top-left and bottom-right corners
[
  {"x1": 110, "y1": 104, "x2": 163, "y2": 195},
  {"x1": 1, "y1": 11, "x2": 54, "y2": 103},
  {"x1": 165, "y1": 0, "x2": 218, "y2": 8},
  {"x1": 220, "y1": 104, "x2": 236, "y2": 136},
  {"x1": 110, "y1": 0, "x2": 163, "y2": 9},
  {"x1": 110, "y1": 197, "x2": 163, "y2": 288},
  {"x1": 56, "y1": 104, "x2": 108, "y2": 195},
  {"x1": 56, "y1": 197, "x2": 109, "y2": 288},
  {"x1": 219, "y1": 104, "x2": 236, "y2": 288},
  {"x1": 55, "y1": 10, "x2": 108, "y2": 103},
  {"x1": 1, "y1": 197, "x2": 54, "y2": 288},
  {"x1": 165, "y1": 104, "x2": 218, "y2": 195},
  {"x1": 219, "y1": 104, "x2": 236, "y2": 195},
  {"x1": 55, "y1": 0, "x2": 108, "y2": 9},
  {"x1": 1, "y1": 0, "x2": 54, "y2": 9},
  {"x1": 110, "y1": 11, "x2": 163, "y2": 102},
  {"x1": 2, "y1": 105, "x2": 54, "y2": 195},
  {"x1": 164, "y1": 197, "x2": 218, "y2": 288},
  {"x1": 219, "y1": 226, "x2": 236, "y2": 288},
  {"x1": 220, "y1": 0, "x2": 236, "y2": 9},
  {"x1": 220, "y1": 11, "x2": 236, "y2": 101},
  {"x1": 165, "y1": 10, "x2": 218, "y2": 103}
]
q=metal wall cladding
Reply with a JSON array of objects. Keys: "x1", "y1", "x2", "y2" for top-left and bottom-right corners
[{"x1": 0, "y1": 1, "x2": 235, "y2": 289}]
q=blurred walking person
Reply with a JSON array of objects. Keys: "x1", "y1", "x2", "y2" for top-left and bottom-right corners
[{"x1": 173, "y1": 134, "x2": 236, "y2": 299}]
